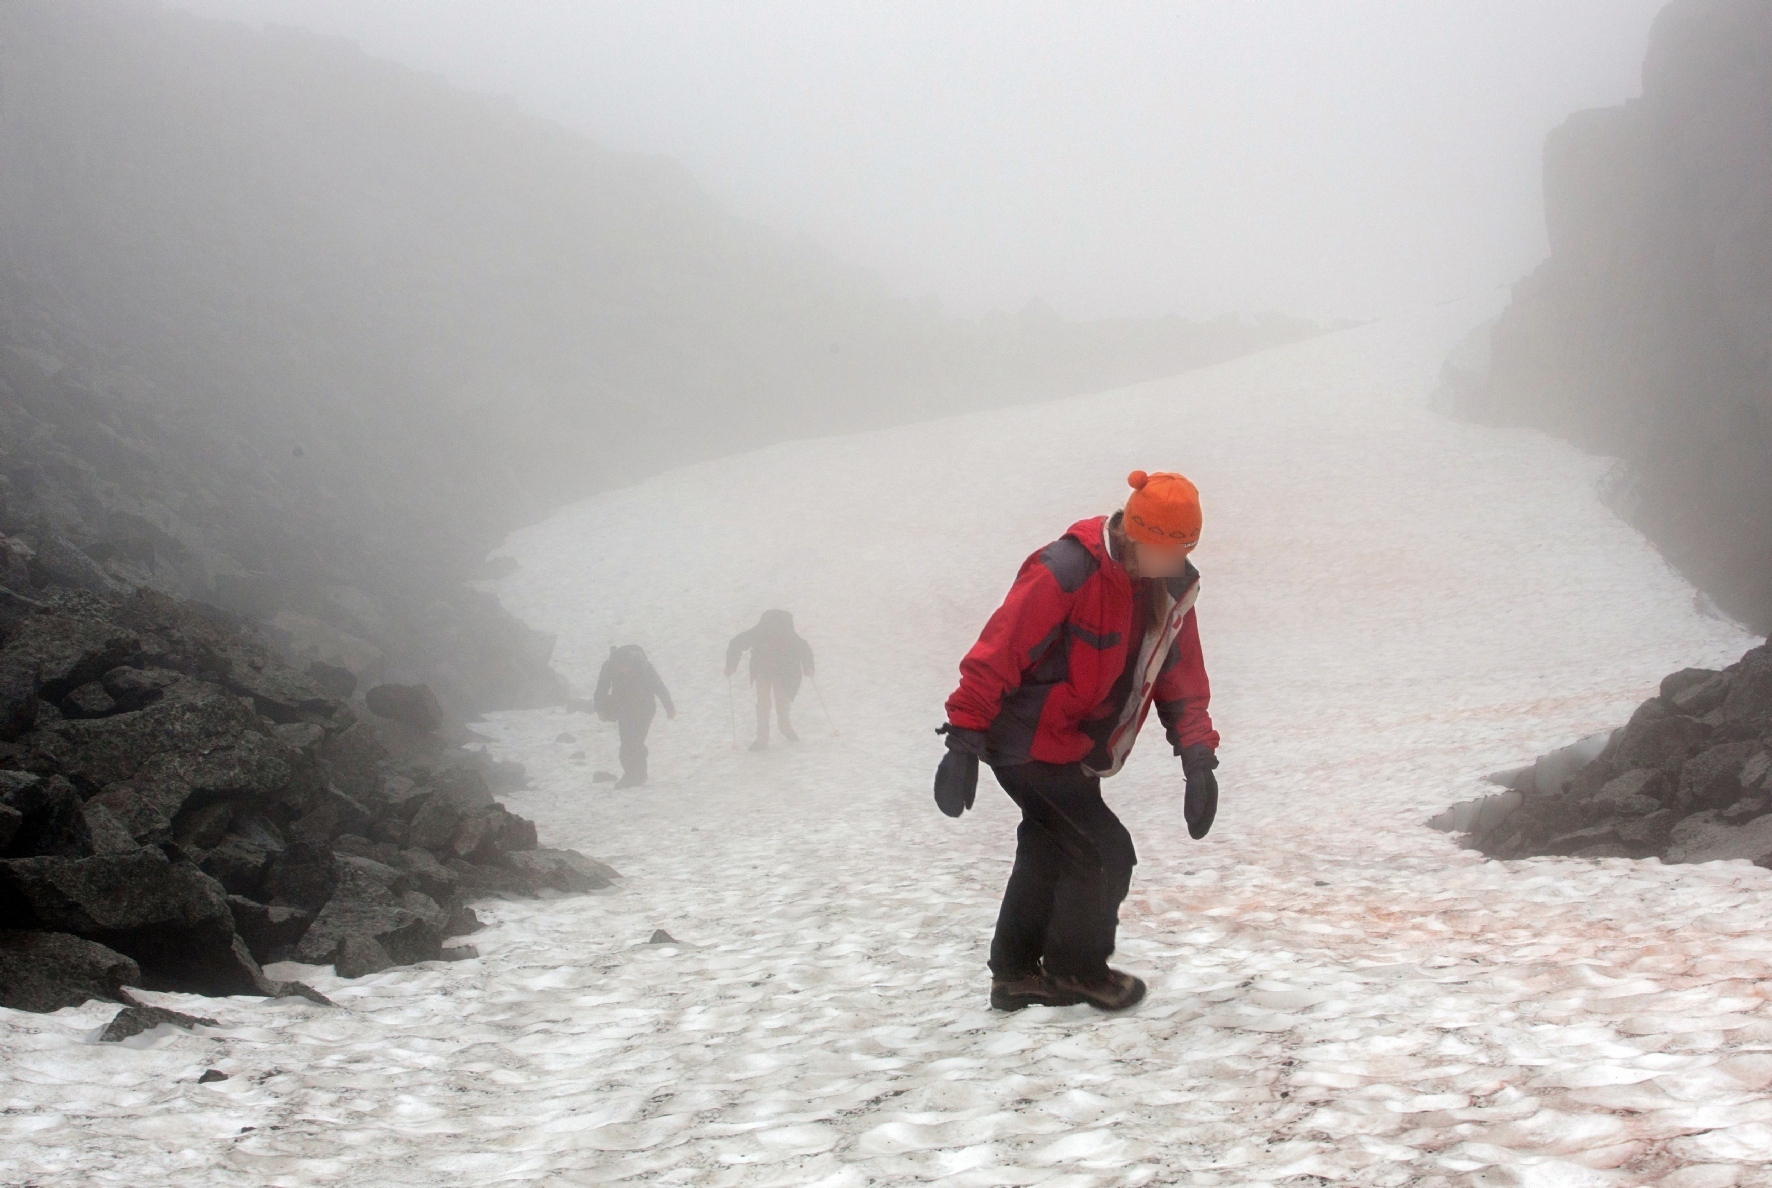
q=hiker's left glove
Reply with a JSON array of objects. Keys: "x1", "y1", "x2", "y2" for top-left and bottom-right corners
[
  {"x1": 933, "y1": 724, "x2": 987, "y2": 818},
  {"x1": 1179, "y1": 743, "x2": 1218, "y2": 840}
]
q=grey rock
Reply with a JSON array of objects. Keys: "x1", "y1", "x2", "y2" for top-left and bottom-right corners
[
  {"x1": 334, "y1": 933, "x2": 393, "y2": 978},
  {"x1": 99, "y1": 997, "x2": 216, "y2": 1043},
  {"x1": 227, "y1": 895, "x2": 312, "y2": 965},
  {"x1": 292, "y1": 860, "x2": 444, "y2": 968},
  {"x1": 200, "y1": 832, "x2": 279, "y2": 897},
  {"x1": 1594, "y1": 768, "x2": 1671, "y2": 816},
  {"x1": 2, "y1": 613, "x2": 141, "y2": 702},
  {"x1": 391, "y1": 846, "x2": 458, "y2": 904},
  {"x1": 504, "y1": 848, "x2": 619, "y2": 894},
  {"x1": 52, "y1": 681, "x2": 301, "y2": 822},
  {"x1": 1678, "y1": 740, "x2": 1763, "y2": 811},
  {"x1": 263, "y1": 840, "x2": 339, "y2": 913},
  {"x1": 305, "y1": 661, "x2": 357, "y2": 699},
  {"x1": 1723, "y1": 646, "x2": 1772, "y2": 733},
  {"x1": 0, "y1": 662, "x2": 39, "y2": 741},
  {"x1": 80, "y1": 800, "x2": 139, "y2": 854},
  {"x1": 0, "y1": 848, "x2": 259, "y2": 994},
  {"x1": 100, "y1": 666, "x2": 180, "y2": 712},
  {"x1": 1666, "y1": 811, "x2": 1772, "y2": 865},
  {"x1": 1671, "y1": 671, "x2": 1733, "y2": 716},
  {"x1": 365, "y1": 683, "x2": 442, "y2": 733},
  {"x1": 0, "y1": 772, "x2": 92, "y2": 858},
  {"x1": 62, "y1": 681, "x2": 117, "y2": 719},
  {"x1": 0, "y1": 930, "x2": 139, "y2": 1012},
  {"x1": 407, "y1": 795, "x2": 462, "y2": 852},
  {"x1": 85, "y1": 787, "x2": 172, "y2": 846},
  {"x1": 1613, "y1": 699, "x2": 1710, "y2": 773}
]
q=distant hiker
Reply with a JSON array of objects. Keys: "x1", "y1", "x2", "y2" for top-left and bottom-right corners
[
  {"x1": 594, "y1": 644, "x2": 674, "y2": 789},
  {"x1": 937, "y1": 470, "x2": 1220, "y2": 1014},
  {"x1": 725, "y1": 609, "x2": 815, "y2": 751}
]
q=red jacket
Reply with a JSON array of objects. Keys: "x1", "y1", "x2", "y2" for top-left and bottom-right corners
[{"x1": 945, "y1": 514, "x2": 1217, "y2": 772}]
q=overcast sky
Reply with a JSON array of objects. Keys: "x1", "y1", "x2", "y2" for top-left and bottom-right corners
[{"x1": 171, "y1": 0, "x2": 1666, "y2": 323}]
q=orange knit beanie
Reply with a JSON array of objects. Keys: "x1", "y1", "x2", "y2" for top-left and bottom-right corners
[{"x1": 1123, "y1": 470, "x2": 1202, "y2": 550}]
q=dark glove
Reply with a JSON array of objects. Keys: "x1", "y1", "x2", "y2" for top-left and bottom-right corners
[
  {"x1": 1179, "y1": 743, "x2": 1218, "y2": 840},
  {"x1": 933, "y1": 724, "x2": 987, "y2": 818}
]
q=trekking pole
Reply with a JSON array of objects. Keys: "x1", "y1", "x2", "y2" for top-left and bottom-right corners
[
  {"x1": 809, "y1": 675, "x2": 839, "y2": 736},
  {"x1": 725, "y1": 672, "x2": 740, "y2": 750}
]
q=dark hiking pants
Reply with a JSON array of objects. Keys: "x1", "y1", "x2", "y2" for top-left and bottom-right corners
[
  {"x1": 988, "y1": 760, "x2": 1136, "y2": 981},
  {"x1": 617, "y1": 709, "x2": 654, "y2": 784}
]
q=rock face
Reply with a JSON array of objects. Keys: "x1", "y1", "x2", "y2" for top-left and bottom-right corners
[
  {"x1": 1450, "y1": 0, "x2": 1772, "y2": 629},
  {"x1": 1441, "y1": 641, "x2": 1772, "y2": 866},
  {"x1": 0, "y1": 578, "x2": 617, "y2": 1013}
]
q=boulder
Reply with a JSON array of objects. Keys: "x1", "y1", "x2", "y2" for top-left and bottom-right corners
[
  {"x1": 1677, "y1": 740, "x2": 1763, "y2": 811},
  {"x1": 407, "y1": 794, "x2": 463, "y2": 852},
  {"x1": 335, "y1": 933, "x2": 394, "y2": 978},
  {"x1": 0, "y1": 848, "x2": 259, "y2": 994},
  {"x1": 1, "y1": 613, "x2": 141, "y2": 701},
  {"x1": 504, "y1": 848, "x2": 619, "y2": 894},
  {"x1": 391, "y1": 846, "x2": 459, "y2": 904},
  {"x1": 1662, "y1": 667, "x2": 1724, "y2": 705},
  {"x1": 174, "y1": 801, "x2": 233, "y2": 851},
  {"x1": 1593, "y1": 768, "x2": 1671, "y2": 816},
  {"x1": 227, "y1": 896, "x2": 312, "y2": 964},
  {"x1": 287, "y1": 787, "x2": 371, "y2": 845},
  {"x1": 0, "y1": 661, "x2": 38, "y2": 740},
  {"x1": 27, "y1": 534, "x2": 123, "y2": 596},
  {"x1": 292, "y1": 860, "x2": 446, "y2": 969},
  {"x1": 1721, "y1": 645, "x2": 1772, "y2": 733},
  {"x1": 99, "y1": 997, "x2": 216, "y2": 1042},
  {"x1": 100, "y1": 666, "x2": 179, "y2": 712},
  {"x1": 306, "y1": 661, "x2": 357, "y2": 699},
  {"x1": 365, "y1": 683, "x2": 442, "y2": 733},
  {"x1": 262, "y1": 840, "x2": 339, "y2": 913},
  {"x1": 1619, "y1": 808, "x2": 1682, "y2": 850},
  {"x1": 1613, "y1": 699, "x2": 1711, "y2": 773},
  {"x1": 0, "y1": 930, "x2": 139, "y2": 1012},
  {"x1": 0, "y1": 772, "x2": 92, "y2": 858},
  {"x1": 1666, "y1": 811, "x2": 1772, "y2": 865},
  {"x1": 200, "y1": 833, "x2": 279, "y2": 897},
  {"x1": 61, "y1": 681, "x2": 116, "y2": 719},
  {"x1": 79, "y1": 800, "x2": 138, "y2": 854},
  {"x1": 52, "y1": 681, "x2": 303, "y2": 819},
  {"x1": 223, "y1": 661, "x2": 338, "y2": 726},
  {"x1": 316, "y1": 720, "x2": 388, "y2": 802},
  {"x1": 1669, "y1": 671, "x2": 1733, "y2": 716},
  {"x1": 85, "y1": 787, "x2": 172, "y2": 846}
]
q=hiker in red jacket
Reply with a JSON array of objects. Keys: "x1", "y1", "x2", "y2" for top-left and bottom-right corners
[{"x1": 937, "y1": 470, "x2": 1220, "y2": 1013}]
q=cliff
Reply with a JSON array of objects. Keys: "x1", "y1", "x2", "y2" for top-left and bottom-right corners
[{"x1": 1454, "y1": 0, "x2": 1772, "y2": 629}]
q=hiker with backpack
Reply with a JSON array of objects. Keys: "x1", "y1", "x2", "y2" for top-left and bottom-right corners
[
  {"x1": 936, "y1": 470, "x2": 1220, "y2": 1013},
  {"x1": 725, "y1": 609, "x2": 815, "y2": 750},
  {"x1": 593, "y1": 644, "x2": 674, "y2": 788}
]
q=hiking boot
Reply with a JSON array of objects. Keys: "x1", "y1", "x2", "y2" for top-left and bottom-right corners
[
  {"x1": 1048, "y1": 968, "x2": 1146, "y2": 1012},
  {"x1": 748, "y1": 739, "x2": 768, "y2": 752},
  {"x1": 781, "y1": 725, "x2": 799, "y2": 742},
  {"x1": 613, "y1": 773, "x2": 644, "y2": 789},
  {"x1": 990, "y1": 972, "x2": 1087, "y2": 1012}
]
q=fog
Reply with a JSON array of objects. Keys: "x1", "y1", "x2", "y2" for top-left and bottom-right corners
[{"x1": 171, "y1": 0, "x2": 1663, "y2": 321}]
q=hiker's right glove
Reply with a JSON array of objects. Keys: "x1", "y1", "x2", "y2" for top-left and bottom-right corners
[{"x1": 933, "y1": 724, "x2": 987, "y2": 818}]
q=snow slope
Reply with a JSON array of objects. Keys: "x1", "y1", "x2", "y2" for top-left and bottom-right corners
[{"x1": 6, "y1": 304, "x2": 1772, "y2": 1186}]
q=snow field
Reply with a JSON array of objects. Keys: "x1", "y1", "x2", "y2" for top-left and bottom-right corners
[{"x1": 3, "y1": 301, "x2": 1767, "y2": 1185}]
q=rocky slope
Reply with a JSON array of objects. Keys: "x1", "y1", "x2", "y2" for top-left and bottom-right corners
[
  {"x1": 1438, "y1": 640, "x2": 1772, "y2": 866},
  {"x1": 0, "y1": 554, "x2": 614, "y2": 1019},
  {"x1": 1450, "y1": 0, "x2": 1772, "y2": 629}
]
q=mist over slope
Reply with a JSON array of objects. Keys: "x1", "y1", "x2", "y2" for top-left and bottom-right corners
[
  {"x1": 1452, "y1": 0, "x2": 1772, "y2": 630},
  {"x1": 0, "y1": 0, "x2": 1310, "y2": 715}
]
